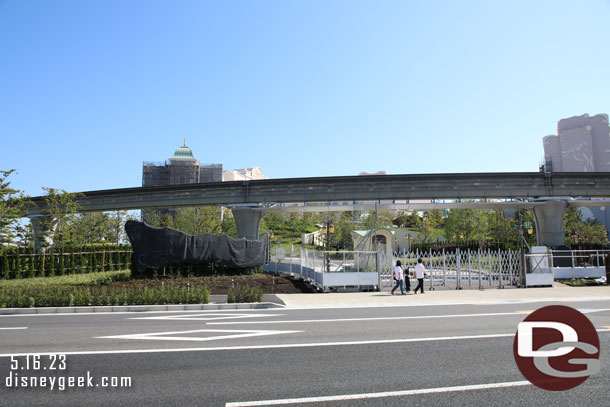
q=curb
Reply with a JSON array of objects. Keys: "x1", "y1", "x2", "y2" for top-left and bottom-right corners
[{"x1": 0, "y1": 302, "x2": 284, "y2": 315}]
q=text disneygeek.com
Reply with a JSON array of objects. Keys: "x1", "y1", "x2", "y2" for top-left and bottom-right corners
[{"x1": 3, "y1": 355, "x2": 132, "y2": 391}]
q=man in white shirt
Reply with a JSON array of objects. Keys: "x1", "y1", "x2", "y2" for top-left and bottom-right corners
[{"x1": 414, "y1": 258, "x2": 427, "y2": 294}]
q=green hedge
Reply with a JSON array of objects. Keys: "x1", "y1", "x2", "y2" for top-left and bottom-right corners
[
  {"x1": 227, "y1": 285, "x2": 264, "y2": 303},
  {"x1": 0, "y1": 244, "x2": 133, "y2": 280},
  {"x1": 0, "y1": 284, "x2": 210, "y2": 308}
]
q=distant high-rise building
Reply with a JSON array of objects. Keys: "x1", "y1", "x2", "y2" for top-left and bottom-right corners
[
  {"x1": 543, "y1": 113, "x2": 610, "y2": 172},
  {"x1": 542, "y1": 113, "x2": 610, "y2": 236},
  {"x1": 222, "y1": 167, "x2": 267, "y2": 182}
]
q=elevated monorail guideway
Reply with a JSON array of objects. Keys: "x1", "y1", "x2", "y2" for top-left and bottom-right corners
[{"x1": 25, "y1": 172, "x2": 610, "y2": 249}]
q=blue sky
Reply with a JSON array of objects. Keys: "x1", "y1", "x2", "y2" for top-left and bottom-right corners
[{"x1": 1, "y1": 0, "x2": 610, "y2": 197}]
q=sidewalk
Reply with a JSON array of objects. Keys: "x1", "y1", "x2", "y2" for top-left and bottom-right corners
[
  {"x1": 3, "y1": 286, "x2": 609, "y2": 315},
  {"x1": 275, "y1": 284, "x2": 610, "y2": 308}
]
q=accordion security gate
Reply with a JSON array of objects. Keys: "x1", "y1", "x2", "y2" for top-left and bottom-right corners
[{"x1": 393, "y1": 249, "x2": 523, "y2": 291}]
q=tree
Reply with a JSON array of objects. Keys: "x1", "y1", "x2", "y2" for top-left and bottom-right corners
[
  {"x1": 109, "y1": 210, "x2": 128, "y2": 244},
  {"x1": 41, "y1": 187, "x2": 82, "y2": 247},
  {"x1": 174, "y1": 207, "x2": 222, "y2": 235},
  {"x1": 13, "y1": 221, "x2": 34, "y2": 248},
  {"x1": 563, "y1": 207, "x2": 608, "y2": 246},
  {"x1": 332, "y1": 212, "x2": 356, "y2": 249},
  {"x1": 64, "y1": 212, "x2": 112, "y2": 244},
  {"x1": 221, "y1": 211, "x2": 237, "y2": 238},
  {"x1": 445, "y1": 208, "x2": 494, "y2": 247},
  {"x1": 392, "y1": 211, "x2": 422, "y2": 228},
  {"x1": 423, "y1": 210, "x2": 444, "y2": 229},
  {"x1": 145, "y1": 206, "x2": 223, "y2": 235},
  {"x1": 0, "y1": 169, "x2": 29, "y2": 241},
  {"x1": 488, "y1": 211, "x2": 518, "y2": 246},
  {"x1": 362, "y1": 210, "x2": 393, "y2": 230},
  {"x1": 418, "y1": 210, "x2": 444, "y2": 243}
]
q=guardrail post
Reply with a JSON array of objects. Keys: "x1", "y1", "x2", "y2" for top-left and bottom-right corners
[
  {"x1": 488, "y1": 249, "x2": 492, "y2": 287},
  {"x1": 509, "y1": 249, "x2": 513, "y2": 287},
  {"x1": 468, "y1": 249, "x2": 472, "y2": 288},
  {"x1": 596, "y1": 250, "x2": 600, "y2": 267},
  {"x1": 456, "y1": 248, "x2": 461, "y2": 290},
  {"x1": 497, "y1": 249, "x2": 503, "y2": 289},
  {"x1": 478, "y1": 248, "x2": 483, "y2": 290},
  {"x1": 443, "y1": 249, "x2": 447, "y2": 288},
  {"x1": 429, "y1": 248, "x2": 433, "y2": 291}
]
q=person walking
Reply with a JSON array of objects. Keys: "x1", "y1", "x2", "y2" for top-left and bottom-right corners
[
  {"x1": 404, "y1": 265, "x2": 412, "y2": 293},
  {"x1": 414, "y1": 258, "x2": 427, "y2": 294},
  {"x1": 391, "y1": 260, "x2": 405, "y2": 295}
]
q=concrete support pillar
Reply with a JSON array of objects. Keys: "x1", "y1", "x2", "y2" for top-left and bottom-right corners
[
  {"x1": 531, "y1": 201, "x2": 568, "y2": 248},
  {"x1": 231, "y1": 207, "x2": 264, "y2": 240},
  {"x1": 29, "y1": 215, "x2": 57, "y2": 253}
]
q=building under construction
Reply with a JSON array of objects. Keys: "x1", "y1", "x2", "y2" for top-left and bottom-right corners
[
  {"x1": 141, "y1": 141, "x2": 223, "y2": 222},
  {"x1": 142, "y1": 141, "x2": 222, "y2": 187}
]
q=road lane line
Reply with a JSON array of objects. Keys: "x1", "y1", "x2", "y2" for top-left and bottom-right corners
[
  {"x1": 206, "y1": 309, "x2": 610, "y2": 325},
  {"x1": 207, "y1": 311, "x2": 524, "y2": 325},
  {"x1": 2, "y1": 329, "x2": 609, "y2": 358},
  {"x1": 224, "y1": 380, "x2": 533, "y2": 406},
  {"x1": 0, "y1": 327, "x2": 27, "y2": 330},
  {"x1": 130, "y1": 313, "x2": 285, "y2": 321}
]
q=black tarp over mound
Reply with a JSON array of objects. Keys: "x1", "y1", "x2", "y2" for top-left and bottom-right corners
[{"x1": 125, "y1": 220, "x2": 269, "y2": 271}]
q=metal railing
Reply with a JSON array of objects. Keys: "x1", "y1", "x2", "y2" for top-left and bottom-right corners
[
  {"x1": 524, "y1": 249, "x2": 610, "y2": 281},
  {"x1": 549, "y1": 249, "x2": 609, "y2": 268}
]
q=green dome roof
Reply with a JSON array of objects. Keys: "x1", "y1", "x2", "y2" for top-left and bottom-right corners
[{"x1": 172, "y1": 144, "x2": 195, "y2": 160}]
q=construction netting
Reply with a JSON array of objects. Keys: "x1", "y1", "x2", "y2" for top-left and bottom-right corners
[{"x1": 125, "y1": 220, "x2": 268, "y2": 271}]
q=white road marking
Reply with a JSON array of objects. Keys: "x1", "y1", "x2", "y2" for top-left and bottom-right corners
[
  {"x1": 130, "y1": 313, "x2": 284, "y2": 321},
  {"x1": 208, "y1": 308, "x2": 610, "y2": 325},
  {"x1": 96, "y1": 328, "x2": 301, "y2": 342},
  {"x1": 207, "y1": 311, "x2": 526, "y2": 325},
  {"x1": 224, "y1": 380, "x2": 533, "y2": 406},
  {"x1": 0, "y1": 327, "x2": 27, "y2": 330},
  {"x1": 2, "y1": 329, "x2": 609, "y2": 358}
]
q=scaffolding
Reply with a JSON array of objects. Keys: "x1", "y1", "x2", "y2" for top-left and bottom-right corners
[{"x1": 142, "y1": 161, "x2": 222, "y2": 186}]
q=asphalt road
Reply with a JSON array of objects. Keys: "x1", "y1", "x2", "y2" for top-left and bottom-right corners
[{"x1": 1, "y1": 299, "x2": 609, "y2": 406}]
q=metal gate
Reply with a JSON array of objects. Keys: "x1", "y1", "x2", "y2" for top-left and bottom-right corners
[{"x1": 395, "y1": 248, "x2": 523, "y2": 290}]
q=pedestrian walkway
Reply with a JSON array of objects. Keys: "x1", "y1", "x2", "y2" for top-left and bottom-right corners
[{"x1": 275, "y1": 284, "x2": 610, "y2": 308}]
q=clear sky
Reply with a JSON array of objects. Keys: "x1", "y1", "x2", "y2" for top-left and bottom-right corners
[{"x1": 1, "y1": 0, "x2": 610, "y2": 197}]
